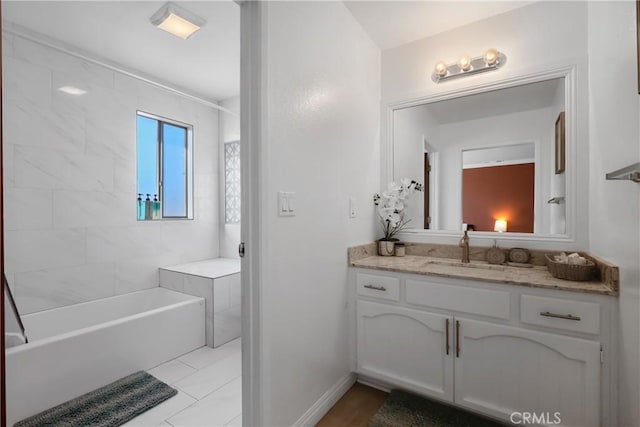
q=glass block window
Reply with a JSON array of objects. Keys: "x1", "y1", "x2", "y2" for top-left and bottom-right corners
[{"x1": 225, "y1": 141, "x2": 241, "y2": 224}]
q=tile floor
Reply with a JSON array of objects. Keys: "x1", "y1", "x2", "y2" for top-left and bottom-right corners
[{"x1": 123, "y1": 338, "x2": 242, "y2": 427}]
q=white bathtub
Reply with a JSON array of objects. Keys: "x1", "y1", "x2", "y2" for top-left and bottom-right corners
[{"x1": 6, "y1": 288, "x2": 205, "y2": 426}]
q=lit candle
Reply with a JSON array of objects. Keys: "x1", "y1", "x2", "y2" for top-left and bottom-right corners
[{"x1": 494, "y1": 219, "x2": 507, "y2": 233}]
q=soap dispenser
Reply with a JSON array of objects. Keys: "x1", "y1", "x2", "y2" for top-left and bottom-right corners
[
  {"x1": 145, "y1": 194, "x2": 152, "y2": 220},
  {"x1": 152, "y1": 194, "x2": 161, "y2": 220},
  {"x1": 137, "y1": 193, "x2": 145, "y2": 220}
]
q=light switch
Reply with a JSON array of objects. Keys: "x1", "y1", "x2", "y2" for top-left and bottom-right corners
[{"x1": 278, "y1": 191, "x2": 295, "y2": 216}]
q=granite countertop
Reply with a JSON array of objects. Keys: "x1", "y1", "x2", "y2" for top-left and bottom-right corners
[{"x1": 349, "y1": 243, "x2": 619, "y2": 296}]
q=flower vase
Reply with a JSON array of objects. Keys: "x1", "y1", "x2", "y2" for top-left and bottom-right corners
[{"x1": 378, "y1": 240, "x2": 395, "y2": 256}]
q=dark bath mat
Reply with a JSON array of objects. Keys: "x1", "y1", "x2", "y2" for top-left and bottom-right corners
[
  {"x1": 369, "y1": 389, "x2": 507, "y2": 427},
  {"x1": 14, "y1": 371, "x2": 177, "y2": 427}
]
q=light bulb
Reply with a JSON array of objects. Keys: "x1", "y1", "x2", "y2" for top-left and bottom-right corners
[
  {"x1": 458, "y1": 54, "x2": 472, "y2": 71},
  {"x1": 434, "y1": 61, "x2": 448, "y2": 77},
  {"x1": 483, "y1": 48, "x2": 499, "y2": 66}
]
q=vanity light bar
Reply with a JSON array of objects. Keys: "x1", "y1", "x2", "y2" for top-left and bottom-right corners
[{"x1": 432, "y1": 49, "x2": 507, "y2": 83}]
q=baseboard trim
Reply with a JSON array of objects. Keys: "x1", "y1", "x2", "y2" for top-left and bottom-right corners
[
  {"x1": 356, "y1": 375, "x2": 392, "y2": 393},
  {"x1": 292, "y1": 372, "x2": 356, "y2": 427}
]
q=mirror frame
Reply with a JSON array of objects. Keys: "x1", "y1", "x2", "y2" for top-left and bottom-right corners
[{"x1": 383, "y1": 65, "x2": 579, "y2": 245}]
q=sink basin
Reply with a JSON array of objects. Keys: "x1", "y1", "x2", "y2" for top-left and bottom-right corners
[{"x1": 426, "y1": 258, "x2": 506, "y2": 271}]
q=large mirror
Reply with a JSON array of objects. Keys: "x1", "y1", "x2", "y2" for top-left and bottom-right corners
[{"x1": 392, "y1": 76, "x2": 567, "y2": 235}]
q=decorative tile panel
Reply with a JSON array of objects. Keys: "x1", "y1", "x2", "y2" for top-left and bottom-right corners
[{"x1": 224, "y1": 141, "x2": 241, "y2": 224}]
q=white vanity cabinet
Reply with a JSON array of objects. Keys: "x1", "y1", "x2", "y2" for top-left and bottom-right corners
[
  {"x1": 357, "y1": 301, "x2": 454, "y2": 402},
  {"x1": 454, "y1": 318, "x2": 600, "y2": 427},
  {"x1": 351, "y1": 268, "x2": 616, "y2": 427}
]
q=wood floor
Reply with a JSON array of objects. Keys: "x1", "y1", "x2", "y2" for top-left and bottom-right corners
[{"x1": 316, "y1": 383, "x2": 388, "y2": 427}]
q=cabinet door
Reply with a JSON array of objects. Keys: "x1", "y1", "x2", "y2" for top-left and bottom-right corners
[
  {"x1": 454, "y1": 318, "x2": 600, "y2": 427},
  {"x1": 357, "y1": 300, "x2": 453, "y2": 402}
]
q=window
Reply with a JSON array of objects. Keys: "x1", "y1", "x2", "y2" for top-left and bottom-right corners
[
  {"x1": 224, "y1": 141, "x2": 241, "y2": 224},
  {"x1": 137, "y1": 112, "x2": 193, "y2": 220}
]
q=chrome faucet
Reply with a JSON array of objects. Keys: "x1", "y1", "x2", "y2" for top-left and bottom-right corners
[{"x1": 459, "y1": 230, "x2": 470, "y2": 263}]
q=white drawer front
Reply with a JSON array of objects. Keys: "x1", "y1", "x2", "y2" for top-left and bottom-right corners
[
  {"x1": 406, "y1": 280, "x2": 510, "y2": 319},
  {"x1": 520, "y1": 295, "x2": 600, "y2": 335},
  {"x1": 356, "y1": 273, "x2": 400, "y2": 301}
]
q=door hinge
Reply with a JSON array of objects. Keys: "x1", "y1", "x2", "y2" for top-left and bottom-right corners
[
  {"x1": 427, "y1": 216, "x2": 431, "y2": 224},
  {"x1": 600, "y1": 347, "x2": 604, "y2": 364},
  {"x1": 238, "y1": 242, "x2": 245, "y2": 258}
]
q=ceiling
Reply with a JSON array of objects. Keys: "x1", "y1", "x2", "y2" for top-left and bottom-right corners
[
  {"x1": 2, "y1": 1, "x2": 240, "y2": 102},
  {"x1": 1, "y1": 1, "x2": 537, "y2": 101},
  {"x1": 343, "y1": 1, "x2": 536, "y2": 51},
  {"x1": 417, "y1": 77, "x2": 564, "y2": 125}
]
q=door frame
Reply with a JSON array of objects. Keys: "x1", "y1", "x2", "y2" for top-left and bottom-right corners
[
  {"x1": 1, "y1": 0, "x2": 6, "y2": 423},
  {"x1": 238, "y1": 1, "x2": 265, "y2": 425}
]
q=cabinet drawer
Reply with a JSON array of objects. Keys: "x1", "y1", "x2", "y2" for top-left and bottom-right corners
[
  {"x1": 406, "y1": 280, "x2": 510, "y2": 319},
  {"x1": 356, "y1": 273, "x2": 400, "y2": 301},
  {"x1": 520, "y1": 295, "x2": 600, "y2": 335}
]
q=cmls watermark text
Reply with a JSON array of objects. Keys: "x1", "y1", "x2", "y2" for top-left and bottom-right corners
[{"x1": 510, "y1": 412, "x2": 562, "y2": 425}]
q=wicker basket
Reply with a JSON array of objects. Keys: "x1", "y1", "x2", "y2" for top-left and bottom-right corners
[{"x1": 545, "y1": 254, "x2": 597, "y2": 281}]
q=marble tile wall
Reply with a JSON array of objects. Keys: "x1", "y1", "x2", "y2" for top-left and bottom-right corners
[
  {"x1": 159, "y1": 270, "x2": 241, "y2": 348},
  {"x1": 2, "y1": 33, "x2": 220, "y2": 314}
]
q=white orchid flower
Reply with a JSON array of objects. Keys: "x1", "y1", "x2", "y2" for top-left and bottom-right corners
[{"x1": 374, "y1": 178, "x2": 423, "y2": 240}]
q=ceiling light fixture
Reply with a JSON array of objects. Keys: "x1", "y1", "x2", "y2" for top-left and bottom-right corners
[
  {"x1": 432, "y1": 48, "x2": 506, "y2": 83},
  {"x1": 150, "y1": 2, "x2": 206, "y2": 40},
  {"x1": 57, "y1": 86, "x2": 88, "y2": 96}
]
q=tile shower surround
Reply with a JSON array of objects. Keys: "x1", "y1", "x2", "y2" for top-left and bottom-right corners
[
  {"x1": 160, "y1": 258, "x2": 241, "y2": 348},
  {"x1": 2, "y1": 30, "x2": 221, "y2": 314}
]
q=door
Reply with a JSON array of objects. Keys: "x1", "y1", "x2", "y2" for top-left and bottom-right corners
[
  {"x1": 423, "y1": 152, "x2": 430, "y2": 229},
  {"x1": 357, "y1": 300, "x2": 453, "y2": 402},
  {"x1": 454, "y1": 318, "x2": 600, "y2": 427}
]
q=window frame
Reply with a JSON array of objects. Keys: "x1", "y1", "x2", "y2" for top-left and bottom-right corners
[{"x1": 136, "y1": 111, "x2": 194, "y2": 220}]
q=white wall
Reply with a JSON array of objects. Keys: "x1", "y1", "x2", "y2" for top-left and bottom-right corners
[
  {"x1": 587, "y1": 2, "x2": 640, "y2": 426},
  {"x1": 2, "y1": 32, "x2": 220, "y2": 314},
  {"x1": 381, "y1": 1, "x2": 589, "y2": 249},
  {"x1": 219, "y1": 95, "x2": 241, "y2": 259},
  {"x1": 392, "y1": 105, "x2": 439, "y2": 228},
  {"x1": 382, "y1": 2, "x2": 588, "y2": 102},
  {"x1": 259, "y1": 2, "x2": 380, "y2": 425}
]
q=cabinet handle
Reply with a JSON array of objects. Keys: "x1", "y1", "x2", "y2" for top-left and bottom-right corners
[
  {"x1": 363, "y1": 284, "x2": 387, "y2": 291},
  {"x1": 455, "y1": 320, "x2": 460, "y2": 358},
  {"x1": 540, "y1": 311, "x2": 581, "y2": 321},
  {"x1": 445, "y1": 318, "x2": 450, "y2": 355}
]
